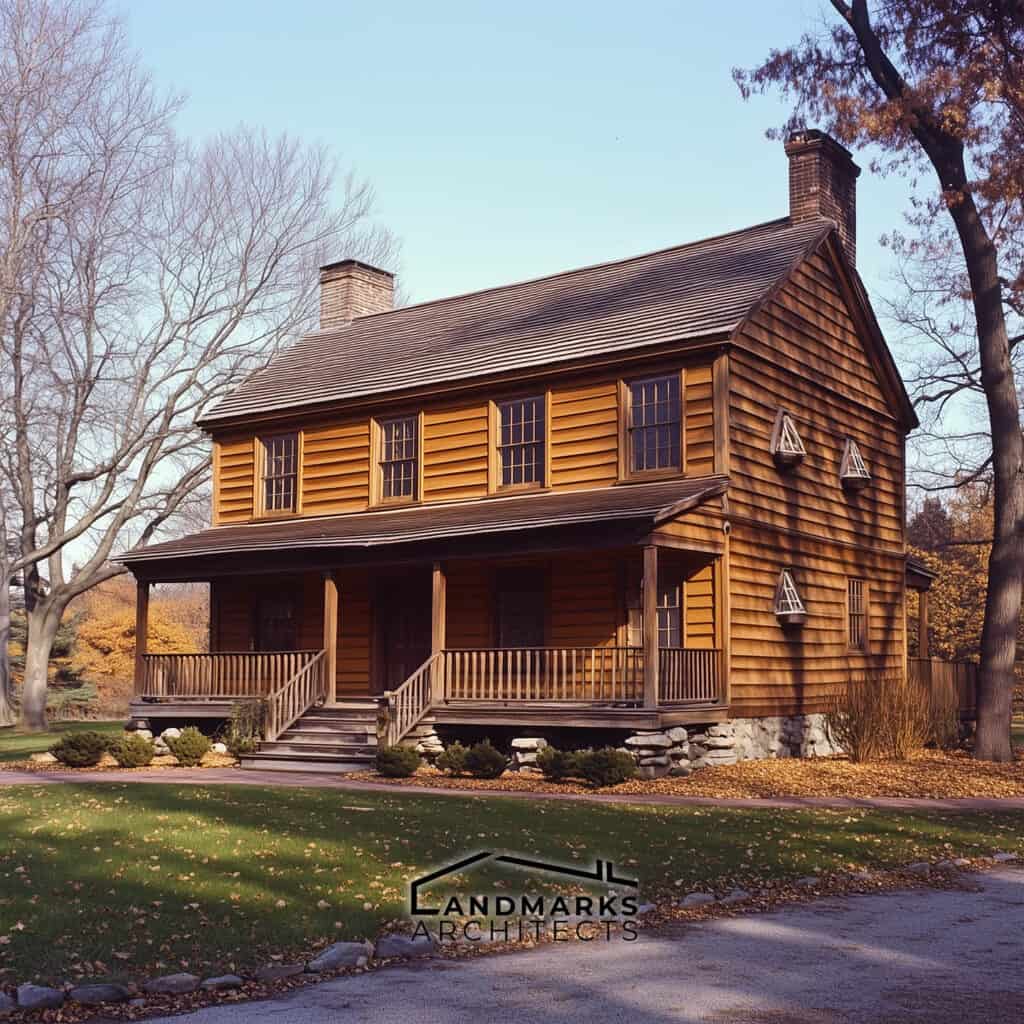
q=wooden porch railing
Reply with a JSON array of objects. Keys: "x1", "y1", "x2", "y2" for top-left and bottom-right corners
[
  {"x1": 659, "y1": 648, "x2": 722, "y2": 704},
  {"x1": 443, "y1": 647, "x2": 645, "y2": 703},
  {"x1": 264, "y1": 650, "x2": 328, "y2": 741},
  {"x1": 382, "y1": 653, "x2": 439, "y2": 746},
  {"x1": 139, "y1": 651, "x2": 324, "y2": 698}
]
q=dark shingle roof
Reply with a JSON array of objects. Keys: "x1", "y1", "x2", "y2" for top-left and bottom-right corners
[
  {"x1": 199, "y1": 218, "x2": 831, "y2": 426},
  {"x1": 118, "y1": 476, "x2": 727, "y2": 566}
]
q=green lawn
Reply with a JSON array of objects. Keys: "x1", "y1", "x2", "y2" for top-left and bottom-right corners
[
  {"x1": 0, "y1": 783, "x2": 1022, "y2": 986},
  {"x1": 0, "y1": 721, "x2": 124, "y2": 763}
]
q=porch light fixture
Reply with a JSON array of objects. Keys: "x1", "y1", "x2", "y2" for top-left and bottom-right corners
[
  {"x1": 769, "y1": 409, "x2": 806, "y2": 468},
  {"x1": 773, "y1": 568, "x2": 807, "y2": 626},
  {"x1": 839, "y1": 438, "x2": 871, "y2": 491}
]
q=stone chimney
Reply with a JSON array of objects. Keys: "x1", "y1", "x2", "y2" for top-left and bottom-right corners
[
  {"x1": 784, "y1": 129, "x2": 861, "y2": 265},
  {"x1": 319, "y1": 259, "x2": 394, "y2": 330}
]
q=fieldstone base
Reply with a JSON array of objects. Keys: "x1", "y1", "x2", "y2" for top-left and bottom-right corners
[
  {"x1": 623, "y1": 714, "x2": 840, "y2": 774},
  {"x1": 510, "y1": 737, "x2": 547, "y2": 772},
  {"x1": 403, "y1": 723, "x2": 444, "y2": 760}
]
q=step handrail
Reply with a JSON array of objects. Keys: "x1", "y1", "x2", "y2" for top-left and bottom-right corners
[
  {"x1": 382, "y1": 653, "x2": 439, "y2": 747},
  {"x1": 264, "y1": 650, "x2": 328, "y2": 742}
]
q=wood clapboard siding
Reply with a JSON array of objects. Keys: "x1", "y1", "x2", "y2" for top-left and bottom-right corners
[
  {"x1": 685, "y1": 563, "x2": 715, "y2": 648},
  {"x1": 549, "y1": 552, "x2": 622, "y2": 648},
  {"x1": 336, "y1": 569, "x2": 371, "y2": 697},
  {"x1": 301, "y1": 422, "x2": 370, "y2": 515},
  {"x1": 727, "y1": 250, "x2": 906, "y2": 717},
  {"x1": 422, "y1": 403, "x2": 489, "y2": 501},
  {"x1": 214, "y1": 439, "x2": 255, "y2": 524},
  {"x1": 548, "y1": 380, "x2": 619, "y2": 490},
  {"x1": 445, "y1": 559, "x2": 494, "y2": 648},
  {"x1": 684, "y1": 365, "x2": 715, "y2": 476}
]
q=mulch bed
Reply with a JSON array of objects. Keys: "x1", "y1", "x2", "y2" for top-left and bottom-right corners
[
  {"x1": 0, "y1": 752, "x2": 239, "y2": 773},
  {"x1": 349, "y1": 749, "x2": 1024, "y2": 800}
]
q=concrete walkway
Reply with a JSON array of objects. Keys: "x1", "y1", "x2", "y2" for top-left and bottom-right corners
[
  {"x1": 148, "y1": 867, "x2": 1024, "y2": 1024},
  {"x1": 2, "y1": 765, "x2": 1024, "y2": 812}
]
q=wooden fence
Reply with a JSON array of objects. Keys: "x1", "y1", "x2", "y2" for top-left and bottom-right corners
[{"x1": 907, "y1": 657, "x2": 978, "y2": 718}]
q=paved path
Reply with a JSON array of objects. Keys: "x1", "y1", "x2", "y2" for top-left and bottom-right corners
[
  {"x1": 2, "y1": 766, "x2": 1024, "y2": 812},
  {"x1": 149, "y1": 868, "x2": 1024, "y2": 1024}
]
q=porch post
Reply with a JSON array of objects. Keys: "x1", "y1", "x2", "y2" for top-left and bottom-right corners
[
  {"x1": 322, "y1": 572, "x2": 339, "y2": 706},
  {"x1": 642, "y1": 545, "x2": 659, "y2": 709},
  {"x1": 431, "y1": 561, "x2": 447, "y2": 702},
  {"x1": 917, "y1": 589, "x2": 930, "y2": 659},
  {"x1": 133, "y1": 577, "x2": 150, "y2": 696}
]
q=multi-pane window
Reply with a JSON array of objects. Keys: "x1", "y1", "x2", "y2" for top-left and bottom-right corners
[
  {"x1": 627, "y1": 581, "x2": 681, "y2": 648},
  {"x1": 379, "y1": 416, "x2": 418, "y2": 500},
  {"x1": 848, "y1": 578, "x2": 866, "y2": 650},
  {"x1": 629, "y1": 375, "x2": 681, "y2": 473},
  {"x1": 261, "y1": 434, "x2": 298, "y2": 514},
  {"x1": 497, "y1": 396, "x2": 545, "y2": 487}
]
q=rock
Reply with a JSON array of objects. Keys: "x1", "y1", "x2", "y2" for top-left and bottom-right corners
[
  {"x1": 638, "y1": 754, "x2": 670, "y2": 767},
  {"x1": 200, "y1": 975, "x2": 244, "y2": 991},
  {"x1": 129, "y1": 998, "x2": 147, "y2": 1008},
  {"x1": 513, "y1": 751, "x2": 540, "y2": 764},
  {"x1": 906, "y1": 862, "x2": 931, "y2": 876},
  {"x1": 375, "y1": 933, "x2": 436, "y2": 959},
  {"x1": 706, "y1": 723, "x2": 734, "y2": 738},
  {"x1": 306, "y1": 940, "x2": 373, "y2": 972},
  {"x1": 211, "y1": 742, "x2": 228, "y2": 754},
  {"x1": 720, "y1": 888, "x2": 752, "y2": 905},
  {"x1": 795, "y1": 876, "x2": 821, "y2": 888},
  {"x1": 17, "y1": 984, "x2": 64, "y2": 1011},
  {"x1": 160, "y1": 727, "x2": 181, "y2": 742},
  {"x1": 668, "y1": 764, "x2": 692, "y2": 778},
  {"x1": 993, "y1": 852, "x2": 1018, "y2": 863},
  {"x1": 636, "y1": 903, "x2": 656, "y2": 915},
  {"x1": 953, "y1": 857, "x2": 972, "y2": 868},
  {"x1": 703, "y1": 736, "x2": 737, "y2": 750},
  {"x1": 255, "y1": 964, "x2": 305, "y2": 982},
  {"x1": 849, "y1": 870, "x2": 874, "y2": 882},
  {"x1": 510, "y1": 737, "x2": 547, "y2": 751},
  {"x1": 70, "y1": 983, "x2": 131, "y2": 1005},
  {"x1": 666, "y1": 726, "x2": 688, "y2": 743},
  {"x1": 625, "y1": 733, "x2": 671, "y2": 749},
  {"x1": 680, "y1": 892, "x2": 716, "y2": 908},
  {"x1": 132, "y1": 728, "x2": 154, "y2": 741},
  {"x1": 29, "y1": 752, "x2": 58, "y2": 764},
  {"x1": 0, "y1": 994, "x2": 14, "y2": 1017},
  {"x1": 636, "y1": 763, "x2": 670, "y2": 780},
  {"x1": 143, "y1": 973, "x2": 200, "y2": 995}
]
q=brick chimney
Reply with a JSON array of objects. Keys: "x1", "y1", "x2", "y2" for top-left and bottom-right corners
[
  {"x1": 784, "y1": 129, "x2": 861, "y2": 265},
  {"x1": 319, "y1": 259, "x2": 394, "y2": 329}
]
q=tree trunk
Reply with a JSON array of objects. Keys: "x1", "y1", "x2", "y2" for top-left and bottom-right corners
[
  {"x1": 0, "y1": 562, "x2": 14, "y2": 728},
  {"x1": 19, "y1": 603, "x2": 63, "y2": 732}
]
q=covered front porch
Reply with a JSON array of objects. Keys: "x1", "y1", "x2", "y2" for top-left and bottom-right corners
[{"x1": 121, "y1": 477, "x2": 731, "y2": 748}]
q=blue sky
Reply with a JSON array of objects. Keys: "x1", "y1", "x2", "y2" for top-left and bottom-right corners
[{"x1": 125, "y1": 0, "x2": 913, "y2": 307}]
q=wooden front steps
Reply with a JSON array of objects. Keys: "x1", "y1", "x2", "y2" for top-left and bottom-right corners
[{"x1": 240, "y1": 699, "x2": 381, "y2": 773}]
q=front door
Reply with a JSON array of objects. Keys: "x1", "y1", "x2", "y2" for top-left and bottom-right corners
[
  {"x1": 375, "y1": 572, "x2": 432, "y2": 692},
  {"x1": 254, "y1": 594, "x2": 298, "y2": 651}
]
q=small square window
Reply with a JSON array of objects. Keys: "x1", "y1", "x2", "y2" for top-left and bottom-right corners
[
  {"x1": 260, "y1": 433, "x2": 298, "y2": 514},
  {"x1": 626, "y1": 579, "x2": 681, "y2": 648},
  {"x1": 379, "y1": 416, "x2": 418, "y2": 501}
]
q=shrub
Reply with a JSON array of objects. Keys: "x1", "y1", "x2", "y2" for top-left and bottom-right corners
[
  {"x1": 464, "y1": 739, "x2": 507, "y2": 779},
  {"x1": 829, "y1": 674, "x2": 931, "y2": 762},
  {"x1": 167, "y1": 726, "x2": 212, "y2": 767},
  {"x1": 436, "y1": 740, "x2": 470, "y2": 776},
  {"x1": 376, "y1": 745, "x2": 421, "y2": 778},
  {"x1": 224, "y1": 700, "x2": 264, "y2": 757},
  {"x1": 575, "y1": 747, "x2": 636, "y2": 788},
  {"x1": 50, "y1": 730, "x2": 109, "y2": 768},
  {"x1": 536, "y1": 745, "x2": 578, "y2": 782},
  {"x1": 109, "y1": 733, "x2": 155, "y2": 768}
]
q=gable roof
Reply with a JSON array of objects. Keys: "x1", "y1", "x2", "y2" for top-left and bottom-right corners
[{"x1": 199, "y1": 218, "x2": 834, "y2": 427}]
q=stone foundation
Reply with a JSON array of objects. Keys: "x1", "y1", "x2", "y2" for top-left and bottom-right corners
[
  {"x1": 403, "y1": 722, "x2": 444, "y2": 760},
  {"x1": 622, "y1": 714, "x2": 841, "y2": 778},
  {"x1": 509, "y1": 736, "x2": 547, "y2": 773}
]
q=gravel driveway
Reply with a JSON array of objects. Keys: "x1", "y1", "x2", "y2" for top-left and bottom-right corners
[{"x1": 151, "y1": 867, "x2": 1024, "y2": 1024}]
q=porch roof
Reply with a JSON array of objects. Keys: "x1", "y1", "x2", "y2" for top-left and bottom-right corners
[{"x1": 118, "y1": 476, "x2": 728, "y2": 575}]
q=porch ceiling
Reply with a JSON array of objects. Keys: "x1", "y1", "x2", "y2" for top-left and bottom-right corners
[{"x1": 118, "y1": 476, "x2": 728, "y2": 579}]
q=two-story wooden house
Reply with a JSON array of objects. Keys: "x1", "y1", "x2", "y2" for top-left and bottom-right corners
[{"x1": 120, "y1": 130, "x2": 922, "y2": 773}]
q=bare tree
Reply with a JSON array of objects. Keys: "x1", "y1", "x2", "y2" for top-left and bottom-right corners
[
  {"x1": 0, "y1": 0, "x2": 396, "y2": 729},
  {"x1": 735, "y1": 0, "x2": 1024, "y2": 762}
]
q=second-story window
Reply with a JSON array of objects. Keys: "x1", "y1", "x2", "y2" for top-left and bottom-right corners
[
  {"x1": 261, "y1": 433, "x2": 298, "y2": 514},
  {"x1": 379, "y1": 415, "x2": 418, "y2": 501},
  {"x1": 628, "y1": 375, "x2": 681, "y2": 474},
  {"x1": 497, "y1": 396, "x2": 545, "y2": 487}
]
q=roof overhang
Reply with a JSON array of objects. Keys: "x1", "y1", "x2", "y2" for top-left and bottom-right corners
[{"x1": 118, "y1": 477, "x2": 729, "y2": 581}]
